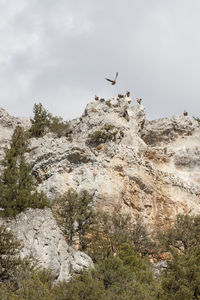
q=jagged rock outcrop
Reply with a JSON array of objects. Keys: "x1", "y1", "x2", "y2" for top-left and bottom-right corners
[
  {"x1": 0, "y1": 208, "x2": 93, "y2": 282},
  {"x1": 1, "y1": 97, "x2": 200, "y2": 233},
  {"x1": 140, "y1": 115, "x2": 196, "y2": 146},
  {"x1": 0, "y1": 107, "x2": 31, "y2": 160}
]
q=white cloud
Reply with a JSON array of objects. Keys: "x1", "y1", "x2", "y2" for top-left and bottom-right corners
[{"x1": 0, "y1": 0, "x2": 200, "y2": 120}]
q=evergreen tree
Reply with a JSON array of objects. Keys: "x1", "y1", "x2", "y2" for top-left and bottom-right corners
[
  {"x1": 30, "y1": 103, "x2": 50, "y2": 137},
  {"x1": 29, "y1": 103, "x2": 71, "y2": 138},
  {"x1": 0, "y1": 225, "x2": 22, "y2": 282},
  {"x1": 158, "y1": 214, "x2": 200, "y2": 253},
  {"x1": 159, "y1": 214, "x2": 200, "y2": 299},
  {"x1": 55, "y1": 189, "x2": 78, "y2": 246},
  {"x1": 77, "y1": 190, "x2": 95, "y2": 250},
  {"x1": 0, "y1": 126, "x2": 49, "y2": 217},
  {"x1": 161, "y1": 246, "x2": 200, "y2": 300},
  {"x1": 49, "y1": 115, "x2": 71, "y2": 138},
  {"x1": 54, "y1": 189, "x2": 95, "y2": 249},
  {"x1": 86, "y1": 211, "x2": 154, "y2": 263}
]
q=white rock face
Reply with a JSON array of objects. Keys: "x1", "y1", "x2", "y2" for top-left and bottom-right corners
[
  {"x1": 141, "y1": 115, "x2": 197, "y2": 146},
  {"x1": 0, "y1": 208, "x2": 93, "y2": 282},
  {"x1": 1, "y1": 97, "x2": 200, "y2": 232}
]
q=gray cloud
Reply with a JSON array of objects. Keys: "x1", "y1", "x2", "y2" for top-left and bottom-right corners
[{"x1": 0, "y1": 0, "x2": 200, "y2": 121}]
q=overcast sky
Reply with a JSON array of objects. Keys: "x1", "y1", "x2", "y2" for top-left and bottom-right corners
[{"x1": 0, "y1": 0, "x2": 200, "y2": 121}]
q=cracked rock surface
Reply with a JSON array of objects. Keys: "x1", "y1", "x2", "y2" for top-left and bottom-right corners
[{"x1": 1, "y1": 96, "x2": 200, "y2": 233}]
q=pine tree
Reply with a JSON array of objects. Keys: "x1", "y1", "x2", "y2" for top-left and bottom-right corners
[
  {"x1": 30, "y1": 103, "x2": 50, "y2": 137},
  {"x1": 29, "y1": 103, "x2": 71, "y2": 138},
  {"x1": 55, "y1": 189, "x2": 78, "y2": 246},
  {"x1": 54, "y1": 189, "x2": 95, "y2": 249},
  {"x1": 0, "y1": 225, "x2": 22, "y2": 282},
  {"x1": 77, "y1": 190, "x2": 95, "y2": 250},
  {"x1": 159, "y1": 215, "x2": 200, "y2": 299},
  {"x1": 49, "y1": 115, "x2": 71, "y2": 138},
  {"x1": 0, "y1": 126, "x2": 49, "y2": 217}
]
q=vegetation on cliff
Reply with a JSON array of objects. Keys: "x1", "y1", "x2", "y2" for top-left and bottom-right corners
[
  {"x1": 0, "y1": 225, "x2": 23, "y2": 283},
  {"x1": 29, "y1": 103, "x2": 71, "y2": 138},
  {"x1": 87, "y1": 124, "x2": 118, "y2": 146},
  {"x1": 0, "y1": 126, "x2": 49, "y2": 217},
  {"x1": 54, "y1": 189, "x2": 95, "y2": 250},
  {"x1": 1, "y1": 208, "x2": 200, "y2": 299},
  {"x1": 0, "y1": 107, "x2": 200, "y2": 298}
]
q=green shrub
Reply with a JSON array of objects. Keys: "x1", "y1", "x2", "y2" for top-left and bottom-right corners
[
  {"x1": 29, "y1": 103, "x2": 71, "y2": 138},
  {"x1": 57, "y1": 271, "x2": 106, "y2": 300},
  {"x1": 0, "y1": 240, "x2": 160, "y2": 300},
  {"x1": 0, "y1": 268, "x2": 57, "y2": 300},
  {"x1": 158, "y1": 214, "x2": 200, "y2": 299},
  {"x1": 48, "y1": 115, "x2": 71, "y2": 138},
  {"x1": 86, "y1": 211, "x2": 154, "y2": 263},
  {"x1": 87, "y1": 124, "x2": 118, "y2": 146},
  {"x1": 161, "y1": 247, "x2": 200, "y2": 300},
  {"x1": 87, "y1": 247, "x2": 159, "y2": 299},
  {"x1": 30, "y1": 103, "x2": 50, "y2": 137},
  {"x1": 157, "y1": 214, "x2": 200, "y2": 254},
  {"x1": 3, "y1": 212, "x2": 200, "y2": 299},
  {"x1": 54, "y1": 189, "x2": 95, "y2": 250},
  {"x1": 0, "y1": 225, "x2": 23, "y2": 283}
]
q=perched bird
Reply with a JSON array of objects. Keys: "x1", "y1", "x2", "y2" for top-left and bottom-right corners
[
  {"x1": 183, "y1": 110, "x2": 188, "y2": 116},
  {"x1": 105, "y1": 72, "x2": 118, "y2": 85},
  {"x1": 123, "y1": 110, "x2": 130, "y2": 121},
  {"x1": 120, "y1": 130, "x2": 124, "y2": 137},
  {"x1": 95, "y1": 95, "x2": 99, "y2": 101},
  {"x1": 137, "y1": 98, "x2": 142, "y2": 104},
  {"x1": 123, "y1": 110, "x2": 128, "y2": 117},
  {"x1": 126, "y1": 91, "x2": 130, "y2": 97},
  {"x1": 100, "y1": 98, "x2": 105, "y2": 102}
]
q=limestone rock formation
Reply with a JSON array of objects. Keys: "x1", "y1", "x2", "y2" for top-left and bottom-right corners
[
  {"x1": 0, "y1": 208, "x2": 93, "y2": 282},
  {"x1": 0, "y1": 107, "x2": 30, "y2": 160},
  {"x1": 141, "y1": 115, "x2": 197, "y2": 146},
  {"x1": 1, "y1": 96, "x2": 200, "y2": 233}
]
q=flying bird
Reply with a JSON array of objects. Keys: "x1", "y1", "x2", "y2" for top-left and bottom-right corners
[{"x1": 105, "y1": 72, "x2": 118, "y2": 85}]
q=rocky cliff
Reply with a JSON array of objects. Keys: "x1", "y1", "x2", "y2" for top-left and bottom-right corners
[
  {"x1": 1, "y1": 98, "x2": 200, "y2": 228},
  {"x1": 0, "y1": 208, "x2": 93, "y2": 282},
  {"x1": 0, "y1": 96, "x2": 200, "y2": 276},
  {"x1": 26, "y1": 97, "x2": 200, "y2": 228}
]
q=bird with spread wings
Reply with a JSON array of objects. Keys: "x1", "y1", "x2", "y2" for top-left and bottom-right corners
[{"x1": 105, "y1": 72, "x2": 118, "y2": 85}]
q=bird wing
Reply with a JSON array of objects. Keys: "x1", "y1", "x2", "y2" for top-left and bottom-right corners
[
  {"x1": 105, "y1": 78, "x2": 114, "y2": 83},
  {"x1": 114, "y1": 72, "x2": 118, "y2": 81}
]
